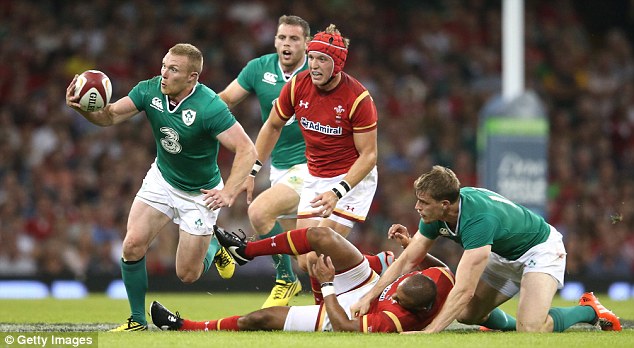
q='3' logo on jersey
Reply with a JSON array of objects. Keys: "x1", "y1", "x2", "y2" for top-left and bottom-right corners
[{"x1": 159, "y1": 127, "x2": 182, "y2": 154}]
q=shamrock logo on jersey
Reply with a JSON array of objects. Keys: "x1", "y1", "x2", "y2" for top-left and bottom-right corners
[{"x1": 182, "y1": 109, "x2": 197, "y2": 126}]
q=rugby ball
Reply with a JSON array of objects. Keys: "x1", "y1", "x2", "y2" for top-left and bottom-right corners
[{"x1": 74, "y1": 70, "x2": 112, "y2": 112}]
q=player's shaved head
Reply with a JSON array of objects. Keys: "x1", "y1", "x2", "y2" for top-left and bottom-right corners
[{"x1": 395, "y1": 274, "x2": 437, "y2": 312}]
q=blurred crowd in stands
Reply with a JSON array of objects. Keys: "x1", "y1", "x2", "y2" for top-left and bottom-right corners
[{"x1": 0, "y1": 0, "x2": 632, "y2": 282}]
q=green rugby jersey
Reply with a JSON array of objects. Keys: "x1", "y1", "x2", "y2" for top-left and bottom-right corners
[
  {"x1": 237, "y1": 53, "x2": 307, "y2": 169},
  {"x1": 129, "y1": 76, "x2": 236, "y2": 192},
  {"x1": 419, "y1": 187, "x2": 550, "y2": 260}
]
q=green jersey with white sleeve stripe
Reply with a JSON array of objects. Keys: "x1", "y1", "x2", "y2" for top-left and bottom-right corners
[
  {"x1": 128, "y1": 76, "x2": 236, "y2": 192},
  {"x1": 236, "y1": 53, "x2": 307, "y2": 169},
  {"x1": 419, "y1": 187, "x2": 550, "y2": 260}
]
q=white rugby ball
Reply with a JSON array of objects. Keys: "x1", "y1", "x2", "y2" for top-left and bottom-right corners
[{"x1": 74, "y1": 70, "x2": 112, "y2": 112}]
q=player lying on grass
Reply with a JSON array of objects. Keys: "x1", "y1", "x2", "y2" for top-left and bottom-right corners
[{"x1": 151, "y1": 226, "x2": 455, "y2": 332}]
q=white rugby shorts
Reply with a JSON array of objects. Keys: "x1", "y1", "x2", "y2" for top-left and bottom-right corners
[
  {"x1": 135, "y1": 161, "x2": 221, "y2": 236},
  {"x1": 269, "y1": 163, "x2": 308, "y2": 195},
  {"x1": 297, "y1": 167, "x2": 378, "y2": 228},
  {"x1": 480, "y1": 225, "x2": 566, "y2": 297},
  {"x1": 269, "y1": 163, "x2": 308, "y2": 219}
]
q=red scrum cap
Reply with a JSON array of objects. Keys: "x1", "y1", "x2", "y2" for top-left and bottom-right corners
[{"x1": 307, "y1": 29, "x2": 348, "y2": 77}]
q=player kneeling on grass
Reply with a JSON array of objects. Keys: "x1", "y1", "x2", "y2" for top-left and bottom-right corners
[
  {"x1": 151, "y1": 226, "x2": 454, "y2": 333},
  {"x1": 353, "y1": 166, "x2": 622, "y2": 333}
]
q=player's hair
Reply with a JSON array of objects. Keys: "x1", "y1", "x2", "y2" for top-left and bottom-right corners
[
  {"x1": 323, "y1": 24, "x2": 350, "y2": 48},
  {"x1": 279, "y1": 15, "x2": 311, "y2": 39},
  {"x1": 169, "y1": 43, "x2": 203, "y2": 75},
  {"x1": 399, "y1": 274, "x2": 437, "y2": 311},
  {"x1": 414, "y1": 165, "x2": 461, "y2": 203}
]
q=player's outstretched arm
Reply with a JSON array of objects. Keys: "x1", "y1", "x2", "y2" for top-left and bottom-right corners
[{"x1": 421, "y1": 245, "x2": 490, "y2": 333}]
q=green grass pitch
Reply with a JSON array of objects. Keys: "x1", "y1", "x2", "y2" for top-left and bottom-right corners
[{"x1": 0, "y1": 292, "x2": 632, "y2": 348}]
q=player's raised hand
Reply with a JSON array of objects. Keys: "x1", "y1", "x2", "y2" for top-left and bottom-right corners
[{"x1": 388, "y1": 224, "x2": 411, "y2": 249}]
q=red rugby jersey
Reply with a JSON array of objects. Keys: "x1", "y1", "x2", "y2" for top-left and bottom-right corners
[
  {"x1": 275, "y1": 71, "x2": 377, "y2": 177},
  {"x1": 360, "y1": 267, "x2": 455, "y2": 333}
]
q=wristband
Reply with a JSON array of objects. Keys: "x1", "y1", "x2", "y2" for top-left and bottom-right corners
[
  {"x1": 249, "y1": 159, "x2": 263, "y2": 177},
  {"x1": 321, "y1": 283, "x2": 335, "y2": 297},
  {"x1": 330, "y1": 180, "x2": 351, "y2": 199}
]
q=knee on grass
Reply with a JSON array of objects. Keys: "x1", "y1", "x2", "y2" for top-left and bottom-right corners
[
  {"x1": 457, "y1": 316, "x2": 486, "y2": 326},
  {"x1": 456, "y1": 310, "x2": 489, "y2": 326}
]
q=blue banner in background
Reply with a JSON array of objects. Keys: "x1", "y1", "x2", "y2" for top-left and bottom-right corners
[{"x1": 478, "y1": 91, "x2": 548, "y2": 217}]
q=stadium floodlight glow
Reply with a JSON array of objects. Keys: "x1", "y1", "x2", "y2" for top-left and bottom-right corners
[
  {"x1": 607, "y1": 282, "x2": 631, "y2": 301},
  {"x1": 51, "y1": 280, "x2": 88, "y2": 299},
  {"x1": 106, "y1": 279, "x2": 128, "y2": 299},
  {"x1": 559, "y1": 281, "x2": 584, "y2": 301},
  {"x1": 0, "y1": 280, "x2": 49, "y2": 299}
]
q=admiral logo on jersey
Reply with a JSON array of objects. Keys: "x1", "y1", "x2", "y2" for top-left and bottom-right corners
[
  {"x1": 300, "y1": 117, "x2": 342, "y2": 135},
  {"x1": 262, "y1": 72, "x2": 277, "y2": 85},
  {"x1": 151, "y1": 97, "x2": 164, "y2": 112}
]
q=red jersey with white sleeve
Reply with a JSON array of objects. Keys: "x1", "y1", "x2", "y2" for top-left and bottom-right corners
[
  {"x1": 274, "y1": 71, "x2": 378, "y2": 177},
  {"x1": 360, "y1": 267, "x2": 455, "y2": 333}
]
